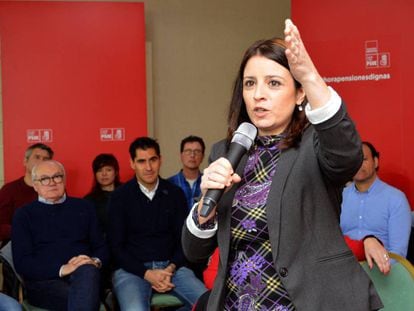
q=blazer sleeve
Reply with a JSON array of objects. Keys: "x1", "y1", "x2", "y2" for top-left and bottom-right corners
[
  {"x1": 181, "y1": 141, "x2": 227, "y2": 263},
  {"x1": 313, "y1": 102, "x2": 363, "y2": 186}
]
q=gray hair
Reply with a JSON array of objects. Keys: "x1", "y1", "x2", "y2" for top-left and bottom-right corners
[
  {"x1": 31, "y1": 160, "x2": 66, "y2": 182},
  {"x1": 25, "y1": 143, "x2": 54, "y2": 161}
]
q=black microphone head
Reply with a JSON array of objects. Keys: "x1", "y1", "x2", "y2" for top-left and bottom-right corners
[{"x1": 231, "y1": 122, "x2": 257, "y2": 150}]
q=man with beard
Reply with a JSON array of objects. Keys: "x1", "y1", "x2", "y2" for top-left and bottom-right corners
[{"x1": 341, "y1": 141, "x2": 411, "y2": 267}]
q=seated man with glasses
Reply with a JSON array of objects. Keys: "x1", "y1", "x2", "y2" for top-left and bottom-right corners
[
  {"x1": 11, "y1": 160, "x2": 108, "y2": 311},
  {"x1": 168, "y1": 135, "x2": 205, "y2": 211},
  {"x1": 167, "y1": 135, "x2": 207, "y2": 282}
]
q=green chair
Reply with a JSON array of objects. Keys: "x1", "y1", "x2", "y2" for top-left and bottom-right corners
[
  {"x1": 150, "y1": 293, "x2": 183, "y2": 311},
  {"x1": 360, "y1": 252, "x2": 414, "y2": 311}
]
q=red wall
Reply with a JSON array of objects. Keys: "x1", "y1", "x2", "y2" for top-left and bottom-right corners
[
  {"x1": 292, "y1": 0, "x2": 414, "y2": 209},
  {"x1": 0, "y1": 1, "x2": 147, "y2": 196}
]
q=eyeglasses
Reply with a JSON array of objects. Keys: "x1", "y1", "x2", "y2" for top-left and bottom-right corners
[
  {"x1": 183, "y1": 149, "x2": 203, "y2": 156},
  {"x1": 34, "y1": 174, "x2": 64, "y2": 186}
]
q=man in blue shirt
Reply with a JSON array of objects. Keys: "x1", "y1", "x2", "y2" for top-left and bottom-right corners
[
  {"x1": 168, "y1": 136, "x2": 207, "y2": 282},
  {"x1": 168, "y1": 135, "x2": 205, "y2": 210},
  {"x1": 341, "y1": 141, "x2": 411, "y2": 263}
]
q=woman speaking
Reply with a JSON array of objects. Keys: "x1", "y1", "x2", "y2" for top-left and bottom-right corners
[{"x1": 182, "y1": 19, "x2": 382, "y2": 311}]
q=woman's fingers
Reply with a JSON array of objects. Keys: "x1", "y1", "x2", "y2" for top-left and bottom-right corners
[{"x1": 202, "y1": 158, "x2": 234, "y2": 191}]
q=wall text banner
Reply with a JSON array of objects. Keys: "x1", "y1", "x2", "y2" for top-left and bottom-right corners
[{"x1": 292, "y1": 0, "x2": 414, "y2": 209}]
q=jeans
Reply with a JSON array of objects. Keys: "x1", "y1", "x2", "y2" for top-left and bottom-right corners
[
  {"x1": 113, "y1": 261, "x2": 207, "y2": 311},
  {"x1": 25, "y1": 264, "x2": 101, "y2": 311},
  {"x1": 0, "y1": 292, "x2": 21, "y2": 311}
]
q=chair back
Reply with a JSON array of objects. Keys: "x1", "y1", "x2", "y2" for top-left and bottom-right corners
[
  {"x1": 0, "y1": 241, "x2": 23, "y2": 301},
  {"x1": 360, "y1": 252, "x2": 414, "y2": 311}
]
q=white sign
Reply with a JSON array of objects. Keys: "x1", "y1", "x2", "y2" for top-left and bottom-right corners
[
  {"x1": 365, "y1": 40, "x2": 390, "y2": 68},
  {"x1": 27, "y1": 129, "x2": 53, "y2": 143},
  {"x1": 100, "y1": 128, "x2": 125, "y2": 141}
]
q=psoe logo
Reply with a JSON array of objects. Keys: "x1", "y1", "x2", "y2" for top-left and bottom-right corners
[
  {"x1": 27, "y1": 129, "x2": 53, "y2": 143},
  {"x1": 365, "y1": 40, "x2": 390, "y2": 68},
  {"x1": 100, "y1": 128, "x2": 113, "y2": 141},
  {"x1": 100, "y1": 128, "x2": 125, "y2": 141}
]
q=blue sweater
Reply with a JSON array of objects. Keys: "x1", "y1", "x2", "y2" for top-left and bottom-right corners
[
  {"x1": 168, "y1": 170, "x2": 202, "y2": 211},
  {"x1": 108, "y1": 177, "x2": 188, "y2": 278},
  {"x1": 12, "y1": 197, "x2": 108, "y2": 281}
]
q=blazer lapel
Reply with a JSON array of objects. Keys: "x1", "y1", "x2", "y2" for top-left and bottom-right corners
[{"x1": 266, "y1": 146, "x2": 299, "y2": 260}]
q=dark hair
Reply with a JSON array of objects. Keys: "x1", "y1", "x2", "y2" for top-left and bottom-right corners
[
  {"x1": 227, "y1": 38, "x2": 308, "y2": 149},
  {"x1": 362, "y1": 141, "x2": 380, "y2": 171},
  {"x1": 25, "y1": 143, "x2": 54, "y2": 160},
  {"x1": 129, "y1": 137, "x2": 160, "y2": 160},
  {"x1": 93, "y1": 153, "x2": 120, "y2": 176},
  {"x1": 362, "y1": 141, "x2": 379, "y2": 159},
  {"x1": 180, "y1": 135, "x2": 205, "y2": 154},
  {"x1": 88, "y1": 153, "x2": 121, "y2": 198}
]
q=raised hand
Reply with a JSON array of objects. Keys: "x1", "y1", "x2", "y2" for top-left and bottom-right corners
[
  {"x1": 283, "y1": 19, "x2": 330, "y2": 109},
  {"x1": 284, "y1": 19, "x2": 317, "y2": 83}
]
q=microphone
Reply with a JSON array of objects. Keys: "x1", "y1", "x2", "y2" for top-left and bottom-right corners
[{"x1": 200, "y1": 122, "x2": 257, "y2": 217}]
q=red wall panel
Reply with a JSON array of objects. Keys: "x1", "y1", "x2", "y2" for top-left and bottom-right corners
[
  {"x1": 0, "y1": 1, "x2": 146, "y2": 196},
  {"x1": 292, "y1": 0, "x2": 414, "y2": 209}
]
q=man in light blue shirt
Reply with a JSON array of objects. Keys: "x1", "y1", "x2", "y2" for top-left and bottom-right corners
[
  {"x1": 168, "y1": 135, "x2": 205, "y2": 211},
  {"x1": 168, "y1": 135, "x2": 206, "y2": 281},
  {"x1": 341, "y1": 141, "x2": 411, "y2": 259}
]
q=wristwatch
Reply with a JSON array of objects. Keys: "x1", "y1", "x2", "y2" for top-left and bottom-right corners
[{"x1": 91, "y1": 257, "x2": 102, "y2": 268}]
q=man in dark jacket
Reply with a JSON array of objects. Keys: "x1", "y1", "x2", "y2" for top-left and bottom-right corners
[
  {"x1": 108, "y1": 137, "x2": 207, "y2": 311},
  {"x1": 12, "y1": 160, "x2": 107, "y2": 311}
]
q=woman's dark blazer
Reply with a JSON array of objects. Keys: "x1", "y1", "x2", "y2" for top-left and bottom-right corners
[{"x1": 182, "y1": 103, "x2": 383, "y2": 311}]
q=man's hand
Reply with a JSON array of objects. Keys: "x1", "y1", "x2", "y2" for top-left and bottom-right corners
[
  {"x1": 60, "y1": 254, "x2": 99, "y2": 277},
  {"x1": 144, "y1": 269, "x2": 175, "y2": 293}
]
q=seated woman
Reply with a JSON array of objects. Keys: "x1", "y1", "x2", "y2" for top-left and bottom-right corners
[
  {"x1": 84, "y1": 153, "x2": 122, "y2": 236},
  {"x1": 84, "y1": 153, "x2": 122, "y2": 309}
]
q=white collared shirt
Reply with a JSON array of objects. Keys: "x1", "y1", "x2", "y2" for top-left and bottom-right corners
[
  {"x1": 138, "y1": 179, "x2": 159, "y2": 200},
  {"x1": 38, "y1": 193, "x2": 67, "y2": 204}
]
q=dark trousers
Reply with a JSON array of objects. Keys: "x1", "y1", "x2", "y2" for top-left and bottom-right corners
[{"x1": 25, "y1": 264, "x2": 101, "y2": 311}]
